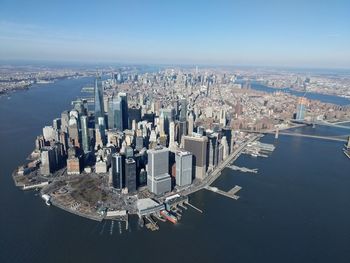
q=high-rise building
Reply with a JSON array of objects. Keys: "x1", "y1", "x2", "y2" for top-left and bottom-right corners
[
  {"x1": 207, "y1": 133, "x2": 219, "y2": 168},
  {"x1": 61, "y1": 110, "x2": 70, "y2": 133},
  {"x1": 296, "y1": 97, "x2": 307, "y2": 120},
  {"x1": 52, "y1": 118, "x2": 61, "y2": 131},
  {"x1": 125, "y1": 158, "x2": 137, "y2": 193},
  {"x1": 147, "y1": 146, "x2": 171, "y2": 195},
  {"x1": 183, "y1": 135, "x2": 208, "y2": 180},
  {"x1": 175, "y1": 150, "x2": 193, "y2": 187},
  {"x1": 40, "y1": 146, "x2": 57, "y2": 175},
  {"x1": 159, "y1": 111, "x2": 165, "y2": 135},
  {"x1": 221, "y1": 136, "x2": 229, "y2": 160},
  {"x1": 108, "y1": 95, "x2": 123, "y2": 130},
  {"x1": 179, "y1": 98, "x2": 187, "y2": 122},
  {"x1": 95, "y1": 117, "x2": 106, "y2": 149},
  {"x1": 169, "y1": 121, "x2": 176, "y2": 150},
  {"x1": 80, "y1": 115, "x2": 90, "y2": 153},
  {"x1": 221, "y1": 127, "x2": 232, "y2": 154},
  {"x1": 111, "y1": 153, "x2": 124, "y2": 190},
  {"x1": 118, "y1": 92, "x2": 129, "y2": 130},
  {"x1": 188, "y1": 111, "x2": 194, "y2": 136},
  {"x1": 68, "y1": 117, "x2": 80, "y2": 148},
  {"x1": 128, "y1": 105, "x2": 141, "y2": 129},
  {"x1": 94, "y1": 77, "x2": 104, "y2": 127},
  {"x1": 220, "y1": 109, "x2": 226, "y2": 126}
]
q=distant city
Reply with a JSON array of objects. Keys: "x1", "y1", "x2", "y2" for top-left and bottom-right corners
[{"x1": 10, "y1": 66, "x2": 350, "y2": 230}]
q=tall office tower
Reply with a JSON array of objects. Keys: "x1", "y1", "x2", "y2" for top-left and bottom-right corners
[
  {"x1": 179, "y1": 98, "x2": 187, "y2": 122},
  {"x1": 149, "y1": 129, "x2": 157, "y2": 149},
  {"x1": 73, "y1": 99, "x2": 87, "y2": 116},
  {"x1": 159, "y1": 111, "x2": 165, "y2": 135},
  {"x1": 175, "y1": 150, "x2": 193, "y2": 187},
  {"x1": 296, "y1": 97, "x2": 307, "y2": 120},
  {"x1": 188, "y1": 111, "x2": 194, "y2": 136},
  {"x1": 59, "y1": 132, "x2": 68, "y2": 154},
  {"x1": 68, "y1": 117, "x2": 80, "y2": 148},
  {"x1": 118, "y1": 92, "x2": 128, "y2": 130},
  {"x1": 125, "y1": 158, "x2": 137, "y2": 193},
  {"x1": 128, "y1": 105, "x2": 141, "y2": 129},
  {"x1": 53, "y1": 118, "x2": 61, "y2": 131},
  {"x1": 111, "y1": 153, "x2": 124, "y2": 190},
  {"x1": 183, "y1": 135, "x2": 208, "y2": 180},
  {"x1": 160, "y1": 108, "x2": 175, "y2": 135},
  {"x1": 169, "y1": 121, "x2": 176, "y2": 149},
  {"x1": 221, "y1": 136, "x2": 229, "y2": 160},
  {"x1": 61, "y1": 110, "x2": 70, "y2": 133},
  {"x1": 80, "y1": 115, "x2": 90, "y2": 153},
  {"x1": 135, "y1": 136, "x2": 144, "y2": 151},
  {"x1": 221, "y1": 127, "x2": 232, "y2": 154},
  {"x1": 147, "y1": 146, "x2": 171, "y2": 195},
  {"x1": 35, "y1": 135, "x2": 46, "y2": 150},
  {"x1": 207, "y1": 134, "x2": 219, "y2": 168},
  {"x1": 108, "y1": 95, "x2": 123, "y2": 130},
  {"x1": 178, "y1": 121, "x2": 187, "y2": 145},
  {"x1": 218, "y1": 143, "x2": 224, "y2": 164},
  {"x1": 43, "y1": 126, "x2": 55, "y2": 141},
  {"x1": 94, "y1": 77, "x2": 105, "y2": 127},
  {"x1": 206, "y1": 79, "x2": 210, "y2": 97},
  {"x1": 95, "y1": 116, "x2": 106, "y2": 149},
  {"x1": 220, "y1": 109, "x2": 226, "y2": 126},
  {"x1": 40, "y1": 146, "x2": 57, "y2": 175}
]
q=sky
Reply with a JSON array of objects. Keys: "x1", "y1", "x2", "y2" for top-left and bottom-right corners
[{"x1": 0, "y1": 0, "x2": 349, "y2": 68}]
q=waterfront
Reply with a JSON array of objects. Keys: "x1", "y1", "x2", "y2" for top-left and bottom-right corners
[
  {"x1": 1, "y1": 79, "x2": 350, "y2": 262},
  {"x1": 249, "y1": 81, "x2": 350, "y2": 106}
]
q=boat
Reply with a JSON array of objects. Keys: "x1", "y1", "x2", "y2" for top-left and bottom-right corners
[
  {"x1": 343, "y1": 150, "x2": 350, "y2": 159},
  {"x1": 160, "y1": 210, "x2": 178, "y2": 224},
  {"x1": 250, "y1": 153, "x2": 258, "y2": 157},
  {"x1": 41, "y1": 194, "x2": 51, "y2": 206}
]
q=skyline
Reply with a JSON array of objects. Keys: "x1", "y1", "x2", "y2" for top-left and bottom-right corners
[{"x1": 0, "y1": 0, "x2": 350, "y2": 68}]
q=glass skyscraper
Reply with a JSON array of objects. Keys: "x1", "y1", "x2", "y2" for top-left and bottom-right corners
[{"x1": 94, "y1": 77, "x2": 104, "y2": 127}]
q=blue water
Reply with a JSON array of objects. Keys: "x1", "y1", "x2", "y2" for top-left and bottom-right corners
[
  {"x1": 1, "y1": 78, "x2": 350, "y2": 263},
  {"x1": 242, "y1": 81, "x2": 350, "y2": 106}
]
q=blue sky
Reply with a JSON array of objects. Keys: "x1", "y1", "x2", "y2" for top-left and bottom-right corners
[{"x1": 0, "y1": 0, "x2": 349, "y2": 68}]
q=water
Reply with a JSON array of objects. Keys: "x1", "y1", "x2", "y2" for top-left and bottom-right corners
[
  {"x1": 1, "y1": 78, "x2": 350, "y2": 263},
  {"x1": 244, "y1": 81, "x2": 350, "y2": 106}
]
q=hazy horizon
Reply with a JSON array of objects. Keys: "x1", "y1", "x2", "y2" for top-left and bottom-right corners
[{"x1": 1, "y1": 0, "x2": 349, "y2": 69}]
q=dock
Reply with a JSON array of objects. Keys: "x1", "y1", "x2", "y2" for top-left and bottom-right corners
[
  {"x1": 205, "y1": 185, "x2": 241, "y2": 200},
  {"x1": 228, "y1": 165, "x2": 258, "y2": 173}
]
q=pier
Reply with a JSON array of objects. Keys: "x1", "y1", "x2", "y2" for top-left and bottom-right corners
[
  {"x1": 228, "y1": 165, "x2": 258, "y2": 173},
  {"x1": 205, "y1": 185, "x2": 241, "y2": 200}
]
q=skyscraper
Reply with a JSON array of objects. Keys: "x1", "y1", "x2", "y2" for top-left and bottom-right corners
[
  {"x1": 111, "y1": 153, "x2": 124, "y2": 190},
  {"x1": 125, "y1": 158, "x2": 137, "y2": 193},
  {"x1": 108, "y1": 95, "x2": 123, "y2": 130},
  {"x1": 80, "y1": 115, "x2": 90, "y2": 153},
  {"x1": 147, "y1": 146, "x2": 171, "y2": 195},
  {"x1": 118, "y1": 92, "x2": 128, "y2": 130},
  {"x1": 179, "y1": 98, "x2": 187, "y2": 122},
  {"x1": 183, "y1": 135, "x2": 208, "y2": 180},
  {"x1": 175, "y1": 150, "x2": 193, "y2": 187},
  {"x1": 169, "y1": 121, "x2": 176, "y2": 150},
  {"x1": 159, "y1": 111, "x2": 165, "y2": 135},
  {"x1": 94, "y1": 77, "x2": 104, "y2": 127},
  {"x1": 188, "y1": 111, "x2": 194, "y2": 135}
]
